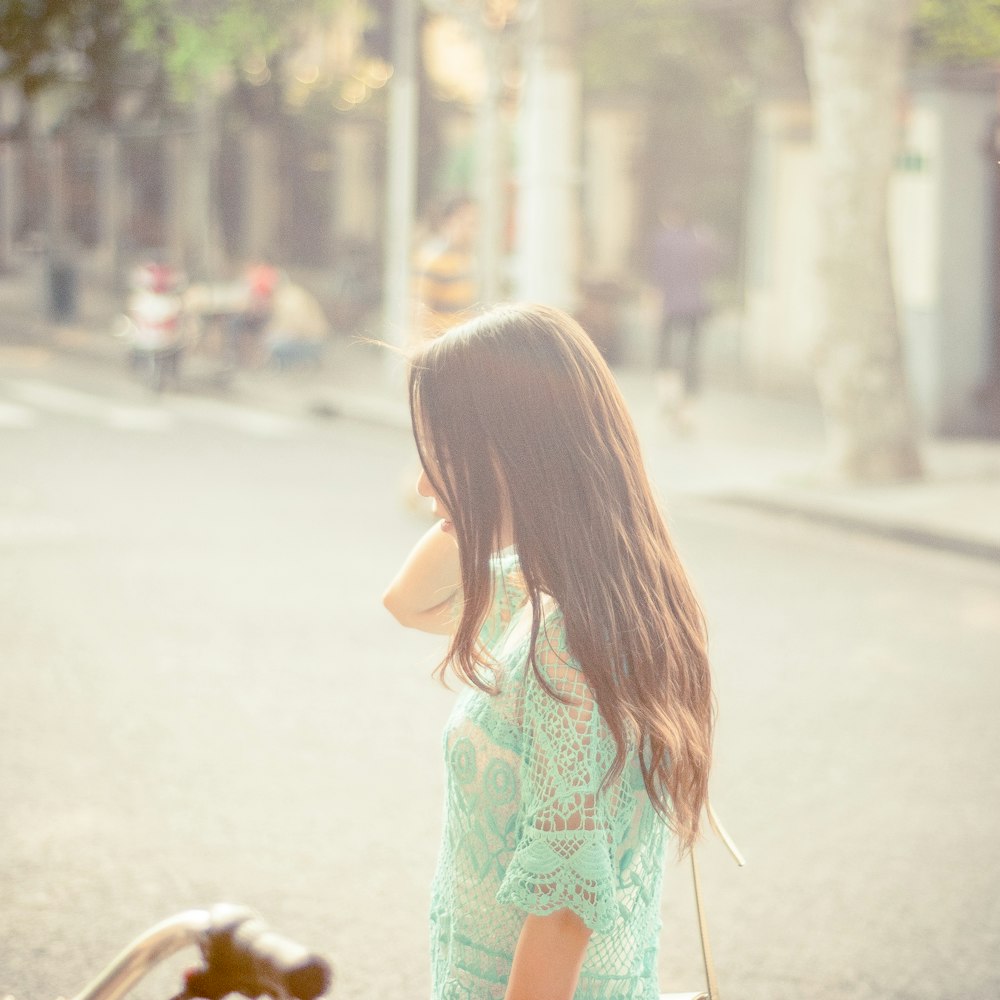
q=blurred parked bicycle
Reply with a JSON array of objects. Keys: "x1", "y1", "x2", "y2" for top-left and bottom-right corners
[{"x1": 16, "y1": 903, "x2": 333, "y2": 1000}]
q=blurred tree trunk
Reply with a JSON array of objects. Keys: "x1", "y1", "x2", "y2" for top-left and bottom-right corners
[
  {"x1": 190, "y1": 91, "x2": 227, "y2": 279},
  {"x1": 45, "y1": 132, "x2": 66, "y2": 259},
  {"x1": 97, "y1": 129, "x2": 123, "y2": 288},
  {"x1": 165, "y1": 130, "x2": 186, "y2": 267},
  {"x1": 243, "y1": 124, "x2": 279, "y2": 262},
  {"x1": 798, "y1": 0, "x2": 923, "y2": 481},
  {"x1": 0, "y1": 139, "x2": 20, "y2": 269}
]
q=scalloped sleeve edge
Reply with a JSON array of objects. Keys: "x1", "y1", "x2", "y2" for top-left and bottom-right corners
[{"x1": 495, "y1": 829, "x2": 621, "y2": 935}]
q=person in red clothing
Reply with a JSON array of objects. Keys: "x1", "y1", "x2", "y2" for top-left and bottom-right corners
[{"x1": 227, "y1": 262, "x2": 280, "y2": 368}]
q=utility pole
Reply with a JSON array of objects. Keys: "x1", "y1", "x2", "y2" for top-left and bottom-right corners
[
  {"x1": 0, "y1": 85, "x2": 21, "y2": 271},
  {"x1": 192, "y1": 90, "x2": 221, "y2": 281},
  {"x1": 476, "y1": 27, "x2": 504, "y2": 305},
  {"x1": 98, "y1": 129, "x2": 122, "y2": 288},
  {"x1": 383, "y1": 0, "x2": 419, "y2": 349},
  {"x1": 513, "y1": 0, "x2": 580, "y2": 311}
]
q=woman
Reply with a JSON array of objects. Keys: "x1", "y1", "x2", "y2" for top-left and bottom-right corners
[{"x1": 383, "y1": 304, "x2": 714, "y2": 1000}]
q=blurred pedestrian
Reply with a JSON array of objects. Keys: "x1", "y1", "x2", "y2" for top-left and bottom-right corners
[
  {"x1": 649, "y1": 206, "x2": 714, "y2": 429},
  {"x1": 383, "y1": 304, "x2": 715, "y2": 1000},
  {"x1": 411, "y1": 195, "x2": 480, "y2": 344},
  {"x1": 403, "y1": 195, "x2": 481, "y2": 512},
  {"x1": 227, "y1": 262, "x2": 280, "y2": 368},
  {"x1": 263, "y1": 277, "x2": 330, "y2": 370}
]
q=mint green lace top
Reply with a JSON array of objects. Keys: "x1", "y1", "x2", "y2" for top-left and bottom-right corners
[{"x1": 430, "y1": 550, "x2": 669, "y2": 1000}]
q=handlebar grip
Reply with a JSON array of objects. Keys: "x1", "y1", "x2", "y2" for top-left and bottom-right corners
[
  {"x1": 190, "y1": 905, "x2": 333, "y2": 1000},
  {"x1": 231, "y1": 917, "x2": 332, "y2": 1000}
]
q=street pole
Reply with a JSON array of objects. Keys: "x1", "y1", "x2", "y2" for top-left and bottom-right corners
[
  {"x1": 513, "y1": 0, "x2": 580, "y2": 311},
  {"x1": 98, "y1": 129, "x2": 122, "y2": 288},
  {"x1": 383, "y1": 0, "x2": 419, "y2": 351},
  {"x1": 0, "y1": 85, "x2": 21, "y2": 270},
  {"x1": 0, "y1": 139, "x2": 18, "y2": 270},
  {"x1": 193, "y1": 90, "x2": 217, "y2": 280},
  {"x1": 46, "y1": 134, "x2": 66, "y2": 262},
  {"x1": 476, "y1": 25, "x2": 504, "y2": 305}
]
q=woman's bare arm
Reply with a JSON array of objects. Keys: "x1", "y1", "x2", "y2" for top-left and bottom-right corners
[
  {"x1": 504, "y1": 910, "x2": 592, "y2": 1000},
  {"x1": 382, "y1": 521, "x2": 461, "y2": 635}
]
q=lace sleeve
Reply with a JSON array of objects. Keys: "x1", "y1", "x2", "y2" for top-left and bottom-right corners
[{"x1": 495, "y1": 627, "x2": 630, "y2": 934}]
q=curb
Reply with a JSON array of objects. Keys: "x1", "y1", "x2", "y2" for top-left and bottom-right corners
[
  {"x1": 716, "y1": 491, "x2": 1000, "y2": 565},
  {"x1": 309, "y1": 391, "x2": 1000, "y2": 565},
  {"x1": 13, "y1": 321, "x2": 1000, "y2": 566},
  {"x1": 301, "y1": 390, "x2": 409, "y2": 430}
]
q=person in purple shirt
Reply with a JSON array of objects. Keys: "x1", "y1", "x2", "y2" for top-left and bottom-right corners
[{"x1": 650, "y1": 206, "x2": 715, "y2": 428}]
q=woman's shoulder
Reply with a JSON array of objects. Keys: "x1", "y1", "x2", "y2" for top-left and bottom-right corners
[
  {"x1": 487, "y1": 547, "x2": 530, "y2": 615},
  {"x1": 476, "y1": 547, "x2": 529, "y2": 651},
  {"x1": 519, "y1": 603, "x2": 589, "y2": 700},
  {"x1": 484, "y1": 553, "x2": 585, "y2": 691},
  {"x1": 489, "y1": 545, "x2": 522, "y2": 582}
]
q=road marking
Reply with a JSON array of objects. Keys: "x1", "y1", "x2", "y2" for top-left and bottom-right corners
[
  {"x1": 0, "y1": 378, "x2": 172, "y2": 432},
  {"x1": 0, "y1": 513, "x2": 79, "y2": 544},
  {"x1": 0, "y1": 400, "x2": 37, "y2": 428},
  {"x1": 1, "y1": 378, "x2": 107, "y2": 415},
  {"x1": 167, "y1": 396, "x2": 308, "y2": 438},
  {"x1": 0, "y1": 377, "x2": 309, "y2": 438},
  {"x1": 104, "y1": 407, "x2": 174, "y2": 431}
]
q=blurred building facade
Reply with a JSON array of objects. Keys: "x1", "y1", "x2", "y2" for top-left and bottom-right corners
[
  {"x1": 0, "y1": 4, "x2": 652, "y2": 348},
  {"x1": 744, "y1": 68, "x2": 1000, "y2": 436}
]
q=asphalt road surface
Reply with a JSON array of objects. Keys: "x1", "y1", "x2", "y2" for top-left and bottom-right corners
[{"x1": 1, "y1": 353, "x2": 998, "y2": 1000}]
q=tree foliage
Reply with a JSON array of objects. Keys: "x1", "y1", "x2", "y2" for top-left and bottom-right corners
[
  {"x1": 0, "y1": 0, "x2": 341, "y2": 115},
  {"x1": 582, "y1": 0, "x2": 803, "y2": 96},
  {"x1": 125, "y1": 0, "x2": 339, "y2": 98},
  {"x1": 126, "y1": 0, "x2": 283, "y2": 95},
  {"x1": 582, "y1": 0, "x2": 691, "y2": 94},
  {"x1": 0, "y1": 0, "x2": 77, "y2": 97},
  {"x1": 0, "y1": 0, "x2": 126, "y2": 119},
  {"x1": 915, "y1": 0, "x2": 1000, "y2": 63}
]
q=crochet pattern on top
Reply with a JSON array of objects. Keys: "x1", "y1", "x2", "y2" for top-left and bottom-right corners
[{"x1": 430, "y1": 549, "x2": 670, "y2": 1000}]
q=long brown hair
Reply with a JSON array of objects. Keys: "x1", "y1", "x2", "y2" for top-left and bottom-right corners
[{"x1": 409, "y1": 303, "x2": 713, "y2": 848}]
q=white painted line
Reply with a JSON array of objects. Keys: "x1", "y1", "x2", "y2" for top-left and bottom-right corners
[
  {"x1": 167, "y1": 396, "x2": 307, "y2": 438},
  {"x1": 0, "y1": 377, "x2": 172, "y2": 432},
  {"x1": 2, "y1": 378, "x2": 106, "y2": 416},
  {"x1": 103, "y1": 407, "x2": 173, "y2": 432},
  {"x1": 0, "y1": 514, "x2": 79, "y2": 544},
  {"x1": 0, "y1": 377, "x2": 307, "y2": 438},
  {"x1": 0, "y1": 401, "x2": 37, "y2": 428}
]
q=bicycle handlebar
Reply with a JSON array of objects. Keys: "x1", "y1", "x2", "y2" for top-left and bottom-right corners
[
  {"x1": 187, "y1": 904, "x2": 332, "y2": 1000},
  {"x1": 71, "y1": 903, "x2": 332, "y2": 1000}
]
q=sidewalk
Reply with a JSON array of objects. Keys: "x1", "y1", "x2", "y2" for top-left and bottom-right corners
[
  {"x1": 284, "y1": 342, "x2": 1000, "y2": 563},
  {"x1": 4, "y1": 266, "x2": 999, "y2": 563}
]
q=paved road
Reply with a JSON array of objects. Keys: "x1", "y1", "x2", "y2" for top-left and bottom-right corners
[{"x1": 1, "y1": 355, "x2": 998, "y2": 1000}]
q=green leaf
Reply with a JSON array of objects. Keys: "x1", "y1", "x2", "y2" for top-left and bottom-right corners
[{"x1": 916, "y1": 0, "x2": 1000, "y2": 63}]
